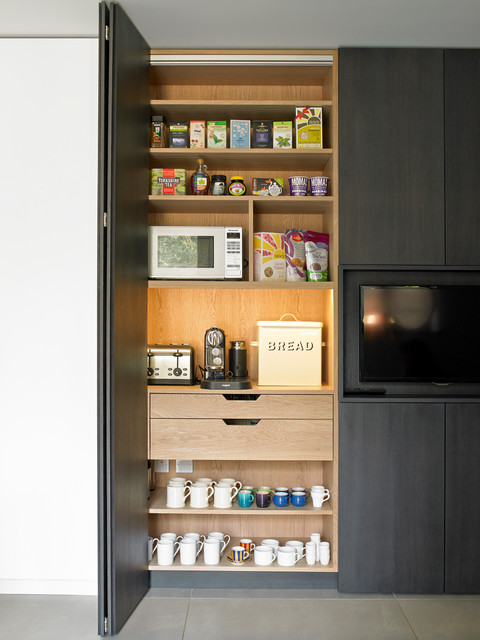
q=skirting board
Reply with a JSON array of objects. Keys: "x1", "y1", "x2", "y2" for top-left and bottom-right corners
[
  {"x1": 0, "y1": 579, "x2": 97, "y2": 596},
  {"x1": 150, "y1": 571, "x2": 338, "y2": 589}
]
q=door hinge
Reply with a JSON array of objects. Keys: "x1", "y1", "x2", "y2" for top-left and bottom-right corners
[
  {"x1": 105, "y1": 25, "x2": 109, "y2": 41},
  {"x1": 104, "y1": 211, "x2": 108, "y2": 227},
  {"x1": 104, "y1": 617, "x2": 108, "y2": 634}
]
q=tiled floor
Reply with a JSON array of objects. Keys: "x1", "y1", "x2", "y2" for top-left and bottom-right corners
[{"x1": 1, "y1": 590, "x2": 480, "y2": 639}]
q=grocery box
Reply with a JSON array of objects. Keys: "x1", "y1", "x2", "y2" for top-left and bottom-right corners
[
  {"x1": 151, "y1": 169, "x2": 186, "y2": 196},
  {"x1": 207, "y1": 121, "x2": 227, "y2": 148},
  {"x1": 254, "y1": 232, "x2": 286, "y2": 281},
  {"x1": 273, "y1": 121, "x2": 293, "y2": 148},
  {"x1": 169, "y1": 121, "x2": 189, "y2": 148},
  {"x1": 252, "y1": 121, "x2": 273, "y2": 148},
  {"x1": 256, "y1": 315, "x2": 323, "y2": 386},
  {"x1": 295, "y1": 107, "x2": 323, "y2": 149},
  {"x1": 190, "y1": 120, "x2": 205, "y2": 148},
  {"x1": 230, "y1": 119, "x2": 251, "y2": 148},
  {"x1": 252, "y1": 178, "x2": 284, "y2": 196}
]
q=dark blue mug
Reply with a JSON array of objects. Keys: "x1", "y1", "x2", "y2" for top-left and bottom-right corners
[
  {"x1": 291, "y1": 492, "x2": 307, "y2": 507},
  {"x1": 273, "y1": 491, "x2": 289, "y2": 507}
]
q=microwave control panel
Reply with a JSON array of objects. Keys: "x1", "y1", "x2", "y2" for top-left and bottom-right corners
[{"x1": 225, "y1": 227, "x2": 242, "y2": 278}]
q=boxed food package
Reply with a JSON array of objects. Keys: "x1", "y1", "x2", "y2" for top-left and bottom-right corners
[
  {"x1": 252, "y1": 178, "x2": 284, "y2": 197},
  {"x1": 273, "y1": 121, "x2": 293, "y2": 149},
  {"x1": 169, "y1": 121, "x2": 189, "y2": 148},
  {"x1": 295, "y1": 107, "x2": 323, "y2": 149},
  {"x1": 252, "y1": 121, "x2": 273, "y2": 148},
  {"x1": 256, "y1": 315, "x2": 323, "y2": 386},
  {"x1": 230, "y1": 119, "x2": 251, "y2": 149},
  {"x1": 190, "y1": 120, "x2": 205, "y2": 148},
  {"x1": 254, "y1": 232, "x2": 286, "y2": 281},
  {"x1": 151, "y1": 169, "x2": 186, "y2": 196},
  {"x1": 304, "y1": 231, "x2": 329, "y2": 281},
  {"x1": 207, "y1": 121, "x2": 227, "y2": 148},
  {"x1": 285, "y1": 229, "x2": 307, "y2": 281}
]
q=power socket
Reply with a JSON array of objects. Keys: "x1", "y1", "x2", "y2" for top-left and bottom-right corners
[
  {"x1": 156, "y1": 460, "x2": 169, "y2": 472},
  {"x1": 175, "y1": 460, "x2": 193, "y2": 473}
]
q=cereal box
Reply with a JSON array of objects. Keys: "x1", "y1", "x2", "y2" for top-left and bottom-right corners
[
  {"x1": 207, "y1": 121, "x2": 227, "y2": 148},
  {"x1": 254, "y1": 232, "x2": 286, "y2": 281},
  {"x1": 295, "y1": 107, "x2": 323, "y2": 149},
  {"x1": 230, "y1": 119, "x2": 251, "y2": 149},
  {"x1": 151, "y1": 169, "x2": 186, "y2": 196},
  {"x1": 273, "y1": 121, "x2": 293, "y2": 149},
  {"x1": 190, "y1": 120, "x2": 205, "y2": 148}
]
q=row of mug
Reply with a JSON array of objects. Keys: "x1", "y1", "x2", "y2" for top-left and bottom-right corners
[
  {"x1": 149, "y1": 531, "x2": 330, "y2": 567},
  {"x1": 165, "y1": 477, "x2": 331, "y2": 509}
]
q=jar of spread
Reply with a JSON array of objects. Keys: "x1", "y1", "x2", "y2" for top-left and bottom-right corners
[
  {"x1": 210, "y1": 174, "x2": 227, "y2": 195},
  {"x1": 228, "y1": 176, "x2": 246, "y2": 196}
]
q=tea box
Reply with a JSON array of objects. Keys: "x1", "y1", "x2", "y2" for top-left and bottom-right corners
[
  {"x1": 230, "y1": 119, "x2": 251, "y2": 149},
  {"x1": 151, "y1": 168, "x2": 186, "y2": 196},
  {"x1": 252, "y1": 178, "x2": 284, "y2": 196},
  {"x1": 252, "y1": 121, "x2": 273, "y2": 148},
  {"x1": 273, "y1": 121, "x2": 293, "y2": 149},
  {"x1": 295, "y1": 107, "x2": 323, "y2": 149},
  {"x1": 254, "y1": 232, "x2": 286, "y2": 281},
  {"x1": 169, "y1": 121, "x2": 189, "y2": 148},
  {"x1": 190, "y1": 120, "x2": 205, "y2": 148},
  {"x1": 207, "y1": 121, "x2": 227, "y2": 148}
]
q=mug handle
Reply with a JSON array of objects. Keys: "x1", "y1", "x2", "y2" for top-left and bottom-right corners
[
  {"x1": 304, "y1": 490, "x2": 311, "y2": 501},
  {"x1": 242, "y1": 550, "x2": 250, "y2": 560},
  {"x1": 207, "y1": 486, "x2": 215, "y2": 501},
  {"x1": 323, "y1": 489, "x2": 331, "y2": 502},
  {"x1": 223, "y1": 534, "x2": 231, "y2": 549},
  {"x1": 200, "y1": 534, "x2": 206, "y2": 543},
  {"x1": 235, "y1": 481, "x2": 243, "y2": 491},
  {"x1": 184, "y1": 480, "x2": 193, "y2": 487},
  {"x1": 248, "y1": 493, "x2": 255, "y2": 504},
  {"x1": 220, "y1": 539, "x2": 227, "y2": 554},
  {"x1": 230, "y1": 486, "x2": 239, "y2": 500},
  {"x1": 210, "y1": 480, "x2": 217, "y2": 487},
  {"x1": 173, "y1": 541, "x2": 180, "y2": 557},
  {"x1": 152, "y1": 538, "x2": 160, "y2": 554},
  {"x1": 294, "y1": 551, "x2": 307, "y2": 565},
  {"x1": 196, "y1": 540, "x2": 204, "y2": 557},
  {"x1": 269, "y1": 552, "x2": 276, "y2": 563},
  {"x1": 184, "y1": 486, "x2": 191, "y2": 500}
]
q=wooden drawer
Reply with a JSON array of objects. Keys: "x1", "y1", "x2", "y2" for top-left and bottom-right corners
[
  {"x1": 149, "y1": 393, "x2": 333, "y2": 420},
  {"x1": 149, "y1": 418, "x2": 333, "y2": 461}
]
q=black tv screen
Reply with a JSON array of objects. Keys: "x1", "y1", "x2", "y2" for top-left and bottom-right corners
[{"x1": 360, "y1": 285, "x2": 480, "y2": 383}]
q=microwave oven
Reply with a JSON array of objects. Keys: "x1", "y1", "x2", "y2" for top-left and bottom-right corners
[{"x1": 148, "y1": 226, "x2": 243, "y2": 280}]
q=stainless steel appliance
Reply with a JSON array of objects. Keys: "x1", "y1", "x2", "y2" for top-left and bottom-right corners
[{"x1": 147, "y1": 344, "x2": 195, "y2": 385}]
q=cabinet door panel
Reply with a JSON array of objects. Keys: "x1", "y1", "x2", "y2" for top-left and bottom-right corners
[
  {"x1": 445, "y1": 404, "x2": 480, "y2": 592},
  {"x1": 445, "y1": 50, "x2": 480, "y2": 266},
  {"x1": 98, "y1": 3, "x2": 150, "y2": 635},
  {"x1": 339, "y1": 402, "x2": 445, "y2": 593},
  {"x1": 339, "y1": 48, "x2": 445, "y2": 266}
]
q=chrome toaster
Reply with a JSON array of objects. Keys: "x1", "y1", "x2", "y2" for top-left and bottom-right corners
[{"x1": 147, "y1": 344, "x2": 195, "y2": 385}]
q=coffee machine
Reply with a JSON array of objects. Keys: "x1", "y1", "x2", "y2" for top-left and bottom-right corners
[{"x1": 200, "y1": 326, "x2": 251, "y2": 390}]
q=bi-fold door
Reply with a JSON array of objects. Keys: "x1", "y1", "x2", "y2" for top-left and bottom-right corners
[{"x1": 98, "y1": 2, "x2": 151, "y2": 635}]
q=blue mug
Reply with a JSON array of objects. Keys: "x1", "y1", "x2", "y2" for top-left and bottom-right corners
[
  {"x1": 273, "y1": 492, "x2": 289, "y2": 507},
  {"x1": 291, "y1": 492, "x2": 307, "y2": 507},
  {"x1": 238, "y1": 490, "x2": 255, "y2": 508}
]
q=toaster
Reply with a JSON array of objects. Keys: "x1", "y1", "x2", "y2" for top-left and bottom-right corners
[{"x1": 147, "y1": 344, "x2": 195, "y2": 385}]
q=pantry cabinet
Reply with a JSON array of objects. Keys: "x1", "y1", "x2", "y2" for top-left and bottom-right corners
[{"x1": 98, "y1": 2, "x2": 338, "y2": 635}]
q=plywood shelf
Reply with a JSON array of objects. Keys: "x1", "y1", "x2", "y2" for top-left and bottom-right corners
[
  {"x1": 148, "y1": 194, "x2": 333, "y2": 214},
  {"x1": 149, "y1": 489, "x2": 333, "y2": 516}
]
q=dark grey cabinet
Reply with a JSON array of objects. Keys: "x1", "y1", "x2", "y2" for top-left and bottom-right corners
[
  {"x1": 445, "y1": 50, "x2": 480, "y2": 266},
  {"x1": 339, "y1": 402, "x2": 445, "y2": 593},
  {"x1": 338, "y1": 48, "x2": 445, "y2": 266},
  {"x1": 445, "y1": 404, "x2": 480, "y2": 593}
]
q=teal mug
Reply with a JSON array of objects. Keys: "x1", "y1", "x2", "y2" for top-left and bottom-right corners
[{"x1": 238, "y1": 490, "x2": 255, "y2": 508}]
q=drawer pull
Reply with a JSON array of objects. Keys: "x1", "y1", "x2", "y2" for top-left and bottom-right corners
[
  {"x1": 222, "y1": 418, "x2": 260, "y2": 426},
  {"x1": 222, "y1": 394, "x2": 260, "y2": 401}
]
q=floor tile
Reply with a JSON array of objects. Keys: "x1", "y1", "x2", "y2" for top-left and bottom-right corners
[
  {"x1": 0, "y1": 595, "x2": 98, "y2": 640},
  {"x1": 116, "y1": 596, "x2": 190, "y2": 639},
  {"x1": 191, "y1": 587, "x2": 394, "y2": 600},
  {"x1": 397, "y1": 597, "x2": 480, "y2": 640},
  {"x1": 146, "y1": 587, "x2": 193, "y2": 598},
  {"x1": 183, "y1": 598, "x2": 416, "y2": 640}
]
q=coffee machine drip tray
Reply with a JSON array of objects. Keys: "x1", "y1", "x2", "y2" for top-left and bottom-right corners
[{"x1": 200, "y1": 376, "x2": 252, "y2": 390}]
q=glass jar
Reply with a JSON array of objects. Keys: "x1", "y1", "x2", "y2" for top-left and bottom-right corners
[
  {"x1": 210, "y1": 175, "x2": 227, "y2": 195},
  {"x1": 150, "y1": 115, "x2": 166, "y2": 148},
  {"x1": 228, "y1": 176, "x2": 246, "y2": 196}
]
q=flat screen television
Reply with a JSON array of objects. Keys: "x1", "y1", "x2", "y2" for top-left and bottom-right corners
[{"x1": 360, "y1": 285, "x2": 480, "y2": 383}]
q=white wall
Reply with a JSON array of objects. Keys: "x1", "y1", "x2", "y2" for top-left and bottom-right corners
[{"x1": 0, "y1": 39, "x2": 98, "y2": 595}]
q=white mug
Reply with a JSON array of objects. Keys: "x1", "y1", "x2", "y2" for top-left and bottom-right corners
[
  {"x1": 261, "y1": 538, "x2": 280, "y2": 557},
  {"x1": 319, "y1": 541, "x2": 330, "y2": 566},
  {"x1": 179, "y1": 532, "x2": 206, "y2": 544},
  {"x1": 156, "y1": 539, "x2": 180, "y2": 566},
  {"x1": 160, "y1": 532, "x2": 180, "y2": 542},
  {"x1": 311, "y1": 486, "x2": 330, "y2": 508},
  {"x1": 166, "y1": 483, "x2": 191, "y2": 508},
  {"x1": 179, "y1": 538, "x2": 203, "y2": 565},
  {"x1": 189, "y1": 484, "x2": 214, "y2": 508},
  {"x1": 218, "y1": 478, "x2": 242, "y2": 491},
  {"x1": 203, "y1": 538, "x2": 222, "y2": 565},
  {"x1": 285, "y1": 540, "x2": 305, "y2": 561},
  {"x1": 213, "y1": 483, "x2": 239, "y2": 508},
  {"x1": 277, "y1": 546, "x2": 305, "y2": 566},
  {"x1": 310, "y1": 533, "x2": 321, "y2": 561},
  {"x1": 305, "y1": 541, "x2": 317, "y2": 566},
  {"x1": 254, "y1": 545, "x2": 276, "y2": 566},
  {"x1": 169, "y1": 477, "x2": 192, "y2": 487},
  {"x1": 196, "y1": 477, "x2": 216, "y2": 486},
  {"x1": 208, "y1": 532, "x2": 230, "y2": 555}
]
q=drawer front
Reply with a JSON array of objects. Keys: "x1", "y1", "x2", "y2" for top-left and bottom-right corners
[
  {"x1": 150, "y1": 418, "x2": 333, "y2": 461},
  {"x1": 150, "y1": 393, "x2": 333, "y2": 420}
]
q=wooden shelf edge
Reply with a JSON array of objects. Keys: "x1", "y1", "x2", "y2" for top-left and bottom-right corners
[
  {"x1": 148, "y1": 280, "x2": 336, "y2": 290},
  {"x1": 147, "y1": 383, "x2": 334, "y2": 393},
  {"x1": 148, "y1": 562, "x2": 335, "y2": 572}
]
